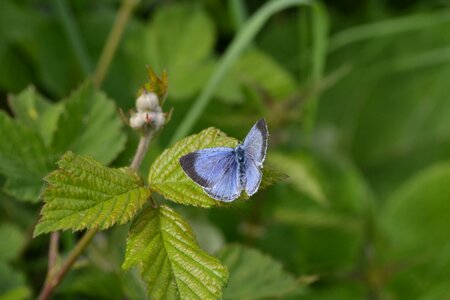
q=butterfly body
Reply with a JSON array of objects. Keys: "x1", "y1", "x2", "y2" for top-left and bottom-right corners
[{"x1": 179, "y1": 119, "x2": 268, "y2": 202}]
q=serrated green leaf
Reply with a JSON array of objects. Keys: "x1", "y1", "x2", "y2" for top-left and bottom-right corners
[
  {"x1": 8, "y1": 86, "x2": 62, "y2": 146},
  {"x1": 122, "y1": 205, "x2": 228, "y2": 300},
  {"x1": 34, "y1": 151, "x2": 150, "y2": 236},
  {"x1": 0, "y1": 111, "x2": 52, "y2": 202},
  {"x1": 217, "y1": 244, "x2": 298, "y2": 300},
  {"x1": 51, "y1": 81, "x2": 126, "y2": 165},
  {"x1": 260, "y1": 165, "x2": 288, "y2": 191},
  {"x1": 149, "y1": 127, "x2": 237, "y2": 207}
]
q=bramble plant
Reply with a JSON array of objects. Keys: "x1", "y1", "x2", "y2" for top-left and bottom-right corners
[
  {"x1": 3, "y1": 1, "x2": 449, "y2": 299},
  {"x1": 1, "y1": 69, "x2": 285, "y2": 299}
]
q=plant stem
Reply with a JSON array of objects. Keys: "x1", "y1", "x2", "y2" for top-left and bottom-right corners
[
  {"x1": 38, "y1": 127, "x2": 155, "y2": 299},
  {"x1": 38, "y1": 1, "x2": 141, "y2": 299},
  {"x1": 130, "y1": 130, "x2": 154, "y2": 171},
  {"x1": 48, "y1": 233, "x2": 59, "y2": 274},
  {"x1": 93, "y1": 0, "x2": 138, "y2": 87},
  {"x1": 38, "y1": 229, "x2": 97, "y2": 300}
]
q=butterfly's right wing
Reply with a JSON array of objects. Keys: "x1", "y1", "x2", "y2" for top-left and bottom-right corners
[{"x1": 244, "y1": 158, "x2": 262, "y2": 196}]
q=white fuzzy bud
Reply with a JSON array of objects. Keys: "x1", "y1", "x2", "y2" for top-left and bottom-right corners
[
  {"x1": 129, "y1": 113, "x2": 145, "y2": 129},
  {"x1": 136, "y1": 92, "x2": 160, "y2": 112},
  {"x1": 142, "y1": 111, "x2": 166, "y2": 129},
  {"x1": 152, "y1": 112, "x2": 166, "y2": 129}
]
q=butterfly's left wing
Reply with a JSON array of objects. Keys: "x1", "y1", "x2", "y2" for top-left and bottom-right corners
[
  {"x1": 204, "y1": 158, "x2": 241, "y2": 202},
  {"x1": 243, "y1": 118, "x2": 268, "y2": 166},
  {"x1": 179, "y1": 147, "x2": 235, "y2": 189}
]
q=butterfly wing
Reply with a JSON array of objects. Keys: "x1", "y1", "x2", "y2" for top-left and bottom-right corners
[
  {"x1": 179, "y1": 147, "x2": 235, "y2": 188},
  {"x1": 204, "y1": 158, "x2": 241, "y2": 202},
  {"x1": 243, "y1": 118, "x2": 268, "y2": 166},
  {"x1": 244, "y1": 158, "x2": 262, "y2": 196}
]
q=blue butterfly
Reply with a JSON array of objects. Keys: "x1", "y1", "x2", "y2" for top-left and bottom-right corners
[{"x1": 179, "y1": 119, "x2": 269, "y2": 202}]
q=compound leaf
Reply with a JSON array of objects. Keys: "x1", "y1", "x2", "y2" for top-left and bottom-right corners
[
  {"x1": 34, "y1": 152, "x2": 150, "y2": 236},
  {"x1": 122, "y1": 205, "x2": 228, "y2": 300}
]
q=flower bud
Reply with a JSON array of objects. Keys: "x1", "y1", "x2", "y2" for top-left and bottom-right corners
[
  {"x1": 152, "y1": 112, "x2": 166, "y2": 129},
  {"x1": 129, "y1": 113, "x2": 145, "y2": 129},
  {"x1": 136, "y1": 92, "x2": 160, "y2": 112}
]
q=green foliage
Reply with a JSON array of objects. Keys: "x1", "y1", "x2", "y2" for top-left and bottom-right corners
[
  {"x1": 123, "y1": 205, "x2": 229, "y2": 300},
  {"x1": 128, "y1": 4, "x2": 216, "y2": 100},
  {"x1": 0, "y1": 111, "x2": 52, "y2": 202},
  {"x1": 8, "y1": 86, "x2": 63, "y2": 146},
  {"x1": 139, "y1": 67, "x2": 168, "y2": 101},
  {"x1": 221, "y1": 48, "x2": 298, "y2": 103},
  {"x1": 218, "y1": 244, "x2": 298, "y2": 299},
  {"x1": 381, "y1": 163, "x2": 450, "y2": 299},
  {"x1": 0, "y1": 223, "x2": 25, "y2": 262},
  {"x1": 0, "y1": 263, "x2": 31, "y2": 300},
  {"x1": 1, "y1": 81, "x2": 126, "y2": 202},
  {"x1": 0, "y1": 222, "x2": 30, "y2": 300},
  {"x1": 268, "y1": 152, "x2": 327, "y2": 205},
  {"x1": 34, "y1": 152, "x2": 151, "y2": 236},
  {"x1": 149, "y1": 127, "x2": 237, "y2": 207},
  {"x1": 51, "y1": 82, "x2": 126, "y2": 165},
  {"x1": 2, "y1": 1, "x2": 450, "y2": 299}
]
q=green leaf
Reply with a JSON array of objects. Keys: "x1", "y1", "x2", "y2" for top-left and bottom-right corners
[
  {"x1": 257, "y1": 154, "x2": 366, "y2": 274},
  {"x1": 268, "y1": 152, "x2": 328, "y2": 206},
  {"x1": 217, "y1": 244, "x2": 298, "y2": 300},
  {"x1": 127, "y1": 4, "x2": 216, "y2": 100},
  {"x1": 20, "y1": 17, "x2": 80, "y2": 98},
  {"x1": 122, "y1": 205, "x2": 228, "y2": 300},
  {"x1": 34, "y1": 151, "x2": 150, "y2": 236},
  {"x1": 380, "y1": 163, "x2": 450, "y2": 299},
  {"x1": 148, "y1": 127, "x2": 237, "y2": 207},
  {"x1": 382, "y1": 163, "x2": 450, "y2": 252},
  {"x1": 8, "y1": 86, "x2": 63, "y2": 146},
  {"x1": 320, "y1": 20, "x2": 450, "y2": 197},
  {"x1": 0, "y1": 223, "x2": 25, "y2": 262},
  {"x1": 219, "y1": 48, "x2": 298, "y2": 102},
  {"x1": 0, "y1": 111, "x2": 52, "y2": 202},
  {"x1": 51, "y1": 81, "x2": 126, "y2": 165}
]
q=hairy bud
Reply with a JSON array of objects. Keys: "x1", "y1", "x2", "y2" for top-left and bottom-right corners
[{"x1": 136, "y1": 92, "x2": 160, "y2": 112}]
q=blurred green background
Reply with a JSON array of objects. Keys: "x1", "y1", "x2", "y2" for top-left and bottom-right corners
[{"x1": 1, "y1": 0, "x2": 450, "y2": 299}]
